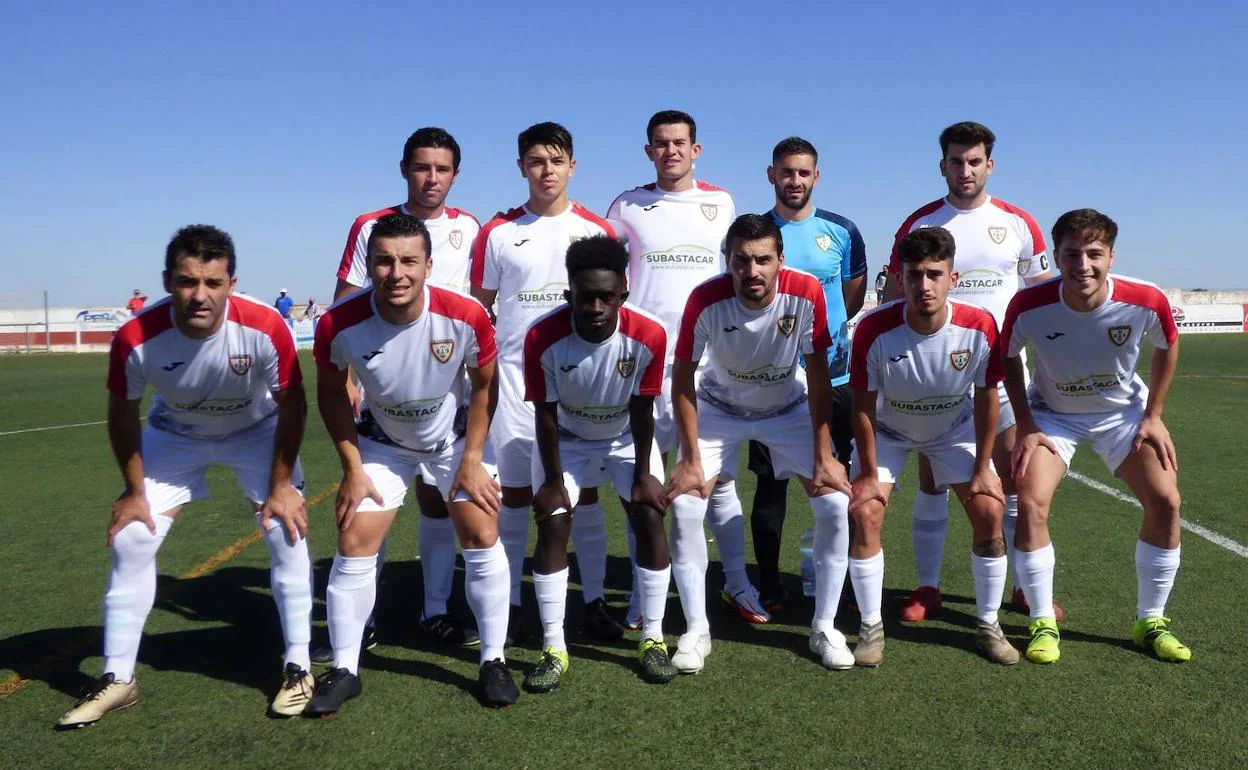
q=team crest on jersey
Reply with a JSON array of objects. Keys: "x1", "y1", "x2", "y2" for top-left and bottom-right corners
[
  {"x1": 777, "y1": 315, "x2": 797, "y2": 338},
  {"x1": 430, "y1": 339, "x2": 455, "y2": 364},
  {"x1": 1108, "y1": 325, "x2": 1131, "y2": 346},
  {"x1": 815, "y1": 235, "x2": 833, "y2": 252},
  {"x1": 949, "y1": 348, "x2": 971, "y2": 371},
  {"x1": 616, "y1": 356, "x2": 637, "y2": 378},
  {"x1": 988, "y1": 226, "x2": 1007, "y2": 245},
  {"x1": 228, "y1": 354, "x2": 251, "y2": 375},
  {"x1": 700, "y1": 203, "x2": 718, "y2": 221},
  {"x1": 448, "y1": 229, "x2": 463, "y2": 249}
]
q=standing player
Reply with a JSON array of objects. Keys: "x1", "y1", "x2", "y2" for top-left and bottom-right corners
[
  {"x1": 667, "y1": 214, "x2": 853, "y2": 674},
  {"x1": 607, "y1": 110, "x2": 764, "y2": 627},
  {"x1": 471, "y1": 122, "x2": 621, "y2": 641},
  {"x1": 309, "y1": 214, "x2": 517, "y2": 713},
  {"x1": 328, "y1": 127, "x2": 481, "y2": 652},
  {"x1": 748, "y1": 136, "x2": 867, "y2": 611},
  {"x1": 521, "y1": 235, "x2": 677, "y2": 692},
  {"x1": 1002, "y1": 209, "x2": 1189, "y2": 665},
  {"x1": 848, "y1": 228, "x2": 1017, "y2": 666},
  {"x1": 58, "y1": 226, "x2": 314, "y2": 728},
  {"x1": 887, "y1": 121, "x2": 1056, "y2": 622}
]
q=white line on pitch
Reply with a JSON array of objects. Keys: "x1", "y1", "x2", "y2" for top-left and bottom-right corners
[
  {"x1": 1067, "y1": 470, "x2": 1248, "y2": 559},
  {"x1": 0, "y1": 420, "x2": 108, "y2": 436}
]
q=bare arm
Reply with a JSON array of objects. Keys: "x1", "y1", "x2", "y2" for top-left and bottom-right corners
[
  {"x1": 530, "y1": 400, "x2": 570, "y2": 518},
  {"x1": 318, "y1": 363, "x2": 381, "y2": 530},
  {"x1": 1002, "y1": 355, "x2": 1033, "y2": 433},
  {"x1": 108, "y1": 393, "x2": 145, "y2": 494},
  {"x1": 258, "y1": 384, "x2": 310, "y2": 544},
  {"x1": 971, "y1": 384, "x2": 1000, "y2": 477},
  {"x1": 1145, "y1": 342, "x2": 1179, "y2": 420},
  {"x1": 334, "y1": 278, "x2": 360, "y2": 303},
  {"x1": 471, "y1": 287, "x2": 499, "y2": 324},
  {"x1": 843, "y1": 275, "x2": 867, "y2": 319},
  {"x1": 804, "y1": 353, "x2": 851, "y2": 493},
  {"x1": 666, "y1": 357, "x2": 707, "y2": 501},
  {"x1": 449, "y1": 361, "x2": 503, "y2": 512}
]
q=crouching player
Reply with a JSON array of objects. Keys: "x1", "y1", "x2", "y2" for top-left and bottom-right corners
[
  {"x1": 58, "y1": 225, "x2": 314, "y2": 728},
  {"x1": 521, "y1": 235, "x2": 676, "y2": 692},
  {"x1": 667, "y1": 214, "x2": 853, "y2": 673},
  {"x1": 847, "y1": 228, "x2": 1018, "y2": 667},
  {"x1": 1003, "y1": 209, "x2": 1189, "y2": 664},
  {"x1": 310, "y1": 214, "x2": 517, "y2": 713}
]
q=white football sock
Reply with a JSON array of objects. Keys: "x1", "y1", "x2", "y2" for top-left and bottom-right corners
[
  {"x1": 970, "y1": 552, "x2": 1008, "y2": 624},
  {"x1": 811, "y1": 492, "x2": 850, "y2": 628},
  {"x1": 498, "y1": 505, "x2": 530, "y2": 606},
  {"x1": 258, "y1": 515, "x2": 313, "y2": 671},
  {"x1": 463, "y1": 541, "x2": 510, "y2": 664},
  {"x1": 1015, "y1": 543, "x2": 1056, "y2": 621},
  {"x1": 707, "y1": 479, "x2": 749, "y2": 595},
  {"x1": 533, "y1": 568, "x2": 569, "y2": 652},
  {"x1": 1003, "y1": 494, "x2": 1020, "y2": 586},
  {"x1": 570, "y1": 502, "x2": 607, "y2": 604},
  {"x1": 911, "y1": 490, "x2": 949, "y2": 588},
  {"x1": 638, "y1": 565, "x2": 671, "y2": 641},
  {"x1": 103, "y1": 515, "x2": 173, "y2": 682},
  {"x1": 419, "y1": 514, "x2": 457, "y2": 619},
  {"x1": 670, "y1": 494, "x2": 710, "y2": 634},
  {"x1": 1136, "y1": 540, "x2": 1181, "y2": 619},
  {"x1": 849, "y1": 550, "x2": 884, "y2": 626},
  {"x1": 327, "y1": 553, "x2": 377, "y2": 675}
]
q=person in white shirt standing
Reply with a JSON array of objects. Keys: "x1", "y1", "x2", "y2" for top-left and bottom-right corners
[
  {"x1": 667, "y1": 214, "x2": 853, "y2": 674},
  {"x1": 848, "y1": 227, "x2": 1018, "y2": 667},
  {"x1": 1002, "y1": 209, "x2": 1190, "y2": 665},
  {"x1": 58, "y1": 225, "x2": 314, "y2": 729},
  {"x1": 607, "y1": 110, "x2": 766, "y2": 628},
  {"x1": 471, "y1": 122, "x2": 622, "y2": 642}
]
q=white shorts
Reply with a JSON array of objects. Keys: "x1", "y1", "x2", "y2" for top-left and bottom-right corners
[
  {"x1": 531, "y1": 433, "x2": 664, "y2": 504},
  {"x1": 357, "y1": 436, "x2": 499, "y2": 512},
  {"x1": 490, "y1": 361, "x2": 537, "y2": 488},
  {"x1": 138, "y1": 418, "x2": 305, "y2": 516},
  {"x1": 681, "y1": 401, "x2": 816, "y2": 482},
  {"x1": 1032, "y1": 404, "x2": 1145, "y2": 475},
  {"x1": 853, "y1": 420, "x2": 979, "y2": 488}
]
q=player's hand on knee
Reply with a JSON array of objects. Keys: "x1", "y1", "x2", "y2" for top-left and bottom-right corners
[
  {"x1": 665, "y1": 459, "x2": 706, "y2": 504},
  {"x1": 335, "y1": 470, "x2": 382, "y2": 533},
  {"x1": 449, "y1": 461, "x2": 502, "y2": 515},
  {"x1": 532, "y1": 480, "x2": 571, "y2": 522},
  {"x1": 1133, "y1": 416, "x2": 1178, "y2": 471},
  {"x1": 1011, "y1": 430, "x2": 1059, "y2": 480},
  {"x1": 850, "y1": 473, "x2": 886, "y2": 512},
  {"x1": 107, "y1": 491, "x2": 155, "y2": 546},
  {"x1": 631, "y1": 472, "x2": 668, "y2": 516},
  {"x1": 261, "y1": 484, "x2": 308, "y2": 545},
  {"x1": 812, "y1": 457, "x2": 852, "y2": 495},
  {"x1": 966, "y1": 468, "x2": 1005, "y2": 506}
]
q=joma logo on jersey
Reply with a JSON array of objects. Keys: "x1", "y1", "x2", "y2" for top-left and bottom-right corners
[
  {"x1": 949, "y1": 348, "x2": 971, "y2": 371},
  {"x1": 228, "y1": 355, "x2": 252, "y2": 375},
  {"x1": 777, "y1": 315, "x2": 797, "y2": 338},
  {"x1": 448, "y1": 229, "x2": 463, "y2": 250},
  {"x1": 988, "y1": 226, "x2": 1007, "y2": 245},
  {"x1": 700, "y1": 203, "x2": 718, "y2": 221},
  {"x1": 616, "y1": 356, "x2": 636, "y2": 378},
  {"x1": 815, "y1": 235, "x2": 832, "y2": 252},
  {"x1": 430, "y1": 339, "x2": 455, "y2": 364},
  {"x1": 1108, "y1": 325, "x2": 1131, "y2": 346}
]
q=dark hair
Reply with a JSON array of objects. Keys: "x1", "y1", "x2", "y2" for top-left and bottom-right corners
[
  {"x1": 518, "y1": 122, "x2": 573, "y2": 159},
  {"x1": 1051, "y1": 209, "x2": 1118, "y2": 250},
  {"x1": 367, "y1": 213, "x2": 432, "y2": 257},
  {"x1": 566, "y1": 235, "x2": 628, "y2": 280},
  {"x1": 646, "y1": 110, "x2": 697, "y2": 144},
  {"x1": 725, "y1": 213, "x2": 783, "y2": 255},
  {"x1": 402, "y1": 127, "x2": 461, "y2": 172},
  {"x1": 939, "y1": 121, "x2": 996, "y2": 159},
  {"x1": 896, "y1": 227, "x2": 956, "y2": 265},
  {"x1": 165, "y1": 225, "x2": 236, "y2": 276},
  {"x1": 771, "y1": 136, "x2": 818, "y2": 164}
]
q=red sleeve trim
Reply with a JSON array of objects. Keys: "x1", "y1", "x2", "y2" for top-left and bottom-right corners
[
  {"x1": 1000, "y1": 279, "x2": 1062, "y2": 358},
  {"x1": 522, "y1": 307, "x2": 572, "y2": 402},
  {"x1": 674, "y1": 275, "x2": 734, "y2": 361},
  {"x1": 336, "y1": 205, "x2": 400, "y2": 282},
  {"x1": 570, "y1": 203, "x2": 616, "y2": 239},
  {"x1": 695, "y1": 180, "x2": 728, "y2": 193},
  {"x1": 1111, "y1": 277, "x2": 1179, "y2": 346},
  {"x1": 950, "y1": 302, "x2": 1003, "y2": 386},
  {"x1": 848, "y1": 302, "x2": 905, "y2": 391},
  {"x1": 778, "y1": 269, "x2": 832, "y2": 352},
  {"x1": 469, "y1": 206, "x2": 523, "y2": 287},
  {"x1": 990, "y1": 198, "x2": 1047, "y2": 256},
  {"x1": 229, "y1": 295, "x2": 303, "y2": 388},
  {"x1": 620, "y1": 307, "x2": 667, "y2": 396},
  {"x1": 428, "y1": 287, "x2": 498, "y2": 367},
  {"x1": 313, "y1": 291, "x2": 374, "y2": 370},
  {"x1": 888, "y1": 198, "x2": 945, "y2": 275},
  {"x1": 107, "y1": 301, "x2": 174, "y2": 397}
]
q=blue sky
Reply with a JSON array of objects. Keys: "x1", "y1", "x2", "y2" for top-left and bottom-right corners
[{"x1": 1, "y1": 0, "x2": 1244, "y2": 309}]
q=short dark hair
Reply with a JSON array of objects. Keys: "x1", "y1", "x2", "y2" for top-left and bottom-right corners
[
  {"x1": 771, "y1": 136, "x2": 818, "y2": 165},
  {"x1": 402, "y1": 127, "x2": 461, "y2": 172},
  {"x1": 896, "y1": 227, "x2": 956, "y2": 266},
  {"x1": 939, "y1": 121, "x2": 996, "y2": 159},
  {"x1": 367, "y1": 213, "x2": 431, "y2": 258},
  {"x1": 566, "y1": 235, "x2": 628, "y2": 280},
  {"x1": 646, "y1": 110, "x2": 697, "y2": 144},
  {"x1": 1051, "y1": 209, "x2": 1118, "y2": 250},
  {"x1": 518, "y1": 122, "x2": 573, "y2": 159},
  {"x1": 165, "y1": 225, "x2": 236, "y2": 276},
  {"x1": 725, "y1": 213, "x2": 783, "y2": 255}
]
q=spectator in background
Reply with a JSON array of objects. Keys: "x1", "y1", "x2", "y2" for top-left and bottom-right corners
[
  {"x1": 275, "y1": 289, "x2": 294, "y2": 319},
  {"x1": 305, "y1": 297, "x2": 321, "y2": 321},
  {"x1": 874, "y1": 268, "x2": 888, "y2": 305},
  {"x1": 126, "y1": 289, "x2": 148, "y2": 315}
]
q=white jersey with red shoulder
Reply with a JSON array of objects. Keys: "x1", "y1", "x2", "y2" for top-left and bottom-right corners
[
  {"x1": 606, "y1": 181, "x2": 734, "y2": 357},
  {"x1": 107, "y1": 294, "x2": 301, "y2": 439},
  {"x1": 313, "y1": 285, "x2": 497, "y2": 451},
  {"x1": 523, "y1": 304, "x2": 666, "y2": 441},
  {"x1": 889, "y1": 196, "x2": 1048, "y2": 327},
  {"x1": 470, "y1": 202, "x2": 615, "y2": 364},
  {"x1": 337, "y1": 204, "x2": 481, "y2": 293},
  {"x1": 675, "y1": 268, "x2": 831, "y2": 417},
  {"x1": 1002, "y1": 275, "x2": 1178, "y2": 415},
  {"x1": 850, "y1": 299, "x2": 1002, "y2": 443}
]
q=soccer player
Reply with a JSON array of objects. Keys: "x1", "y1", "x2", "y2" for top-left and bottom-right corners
[
  {"x1": 667, "y1": 214, "x2": 853, "y2": 673},
  {"x1": 327, "y1": 127, "x2": 482, "y2": 651},
  {"x1": 747, "y1": 137, "x2": 867, "y2": 611},
  {"x1": 1002, "y1": 209, "x2": 1189, "y2": 665},
  {"x1": 57, "y1": 226, "x2": 313, "y2": 729},
  {"x1": 521, "y1": 235, "x2": 676, "y2": 691},
  {"x1": 309, "y1": 214, "x2": 517, "y2": 713},
  {"x1": 606, "y1": 109, "x2": 763, "y2": 627},
  {"x1": 470, "y1": 122, "x2": 620, "y2": 641},
  {"x1": 887, "y1": 121, "x2": 1055, "y2": 622},
  {"x1": 848, "y1": 227, "x2": 1018, "y2": 666}
]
